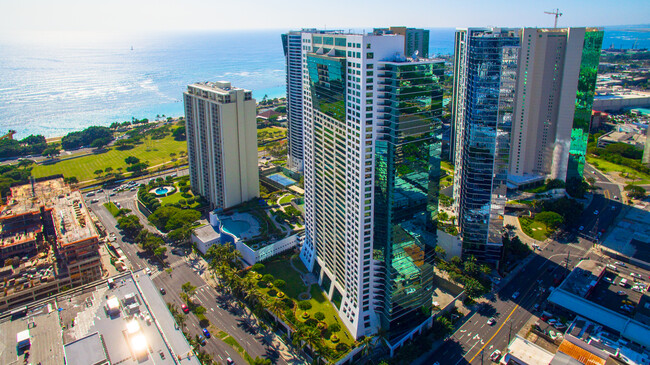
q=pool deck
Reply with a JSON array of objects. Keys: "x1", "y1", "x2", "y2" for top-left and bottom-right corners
[{"x1": 219, "y1": 212, "x2": 261, "y2": 240}]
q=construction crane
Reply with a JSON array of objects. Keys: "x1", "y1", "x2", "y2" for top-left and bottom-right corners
[{"x1": 544, "y1": 8, "x2": 563, "y2": 28}]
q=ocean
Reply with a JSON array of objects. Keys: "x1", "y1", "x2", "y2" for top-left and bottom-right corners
[{"x1": 0, "y1": 26, "x2": 648, "y2": 138}]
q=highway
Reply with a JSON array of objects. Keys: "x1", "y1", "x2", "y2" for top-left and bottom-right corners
[
  {"x1": 87, "y1": 177, "x2": 296, "y2": 365},
  {"x1": 425, "y1": 169, "x2": 622, "y2": 365}
]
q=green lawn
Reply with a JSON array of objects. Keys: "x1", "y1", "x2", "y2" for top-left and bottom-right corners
[
  {"x1": 257, "y1": 127, "x2": 286, "y2": 142},
  {"x1": 440, "y1": 160, "x2": 455, "y2": 173},
  {"x1": 278, "y1": 194, "x2": 295, "y2": 205},
  {"x1": 32, "y1": 133, "x2": 187, "y2": 183},
  {"x1": 587, "y1": 155, "x2": 650, "y2": 184},
  {"x1": 253, "y1": 255, "x2": 355, "y2": 352},
  {"x1": 519, "y1": 217, "x2": 550, "y2": 241},
  {"x1": 104, "y1": 202, "x2": 120, "y2": 217},
  {"x1": 158, "y1": 181, "x2": 201, "y2": 208}
]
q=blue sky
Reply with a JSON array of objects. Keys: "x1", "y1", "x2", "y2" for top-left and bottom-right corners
[{"x1": 0, "y1": 0, "x2": 648, "y2": 32}]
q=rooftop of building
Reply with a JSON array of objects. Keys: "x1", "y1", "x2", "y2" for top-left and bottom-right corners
[
  {"x1": 187, "y1": 80, "x2": 251, "y2": 95},
  {"x1": 0, "y1": 302, "x2": 65, "y2": 365},
  {"x1": 58, "y1": 271, "x2": 199, "y2": 365},
  {"x1": 549, "y1": 259, "x2": 650, "y2": 349},
  {"x1": 567, "y1": 317, "x2": 650, "y2": 365},
  {"x1": 504, "y1": 335, "x2": 555, "y2": 365},
  {"x1": 600, "y1": 204, "x2": 650, "y2": 263},
  {"x1": 598, "y1": 130, "x2": 646, "y2": 146},
  {"x1": 52, "y1": 189, "x2": 98, "y2": 247},
  {"x1": 63, "y1": 332, "x2": 109, "y2": 365},
  {"x1": 0, "y1": 177, "x2": 67, "y2": 220}
]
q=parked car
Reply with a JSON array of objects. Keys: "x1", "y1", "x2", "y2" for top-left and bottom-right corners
[
  {"x1": 159, "y1": 287, "x2": 166, "y2": 295},
  {"x1": 202, "y1": 328, "x2": 211, "y2": 338},
  {"x1": 512, "y1": 291, "x2": 520, "y2": 299},
  {"x1": 554, "y1": 322, "x2": 567, "y2": 331},
  {"x1": 594, "y1": 210, "x2": 599, "y2": 215},
  {"x1": 617, "y1": 290, "x2": 626, "y2": 296},
  {"x1": 549, "y1": 330, "x2": 558, "y2": 340},
  {"x1": 547, "y1": 319, "x2": 557, "y2": 325},
  {"x1": 578, "y1": 226, "x2": 584, "y2": 231},
  {"x1": 487, "y1": 317, "x2": 496, "y2": 326},
  {"x1": 227, "y1": 358, "x2": 235, "y2": 365},
  {"x1": 490, "y1": 350, "x2": 502, "y2": 361},
  {"x1": 198, "y1": 335, "x2": 206, "y2": 346},
  {"x1": 159, "y1": 350, "x2": 166, "y2": 359},
  {"x1": 181, "y1": 304, "x2": 190, "y2": 313}
]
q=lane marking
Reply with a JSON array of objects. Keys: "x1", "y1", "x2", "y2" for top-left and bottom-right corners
[{"x1": 467, "y1": 304, "x2": 519, "y2": 363}]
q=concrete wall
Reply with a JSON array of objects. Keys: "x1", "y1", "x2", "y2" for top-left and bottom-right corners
[
  {"x1": 236, "y1": 234, "x2": 300, "y2": 266},
  {"x1": 593, "y1": 95, "x2": 650, "y2": 112},
  {"x1": 437, "y1": 229, "x2": 462, "y2": 261}
]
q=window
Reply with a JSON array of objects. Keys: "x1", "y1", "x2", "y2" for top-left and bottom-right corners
[{"x1": 366, "y1": 52, "x2": 374, "y2": 59}]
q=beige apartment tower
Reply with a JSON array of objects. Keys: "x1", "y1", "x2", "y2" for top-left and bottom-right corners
[
  {"x1": 508, "y1": 27, "x2": 591, "y2": 187},
  {"x1": 184, "y1": 81, "x2": 259, "y2": 209}
]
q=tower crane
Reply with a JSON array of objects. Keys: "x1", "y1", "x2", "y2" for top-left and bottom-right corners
[{"x1": 544, "y1": 8, "x2": 563, "y2": 28}]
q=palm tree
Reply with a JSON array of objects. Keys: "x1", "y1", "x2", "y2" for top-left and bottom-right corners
[
  {"x1": 266, "y1": 298, "x2": 285, "y2": 321},
  {"x1": 358, "y1": 335, "x2": 375, "y2": 358},
  {"x1": 293, "y1": 327, "x2": 323, "y2": 362},
  {"x1": 197, "y1": 350, "x2": 213, "y2": 364}
]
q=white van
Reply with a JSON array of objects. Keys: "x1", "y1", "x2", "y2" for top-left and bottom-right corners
[{"x1": 620, "y1": 278, "x2": 628, "y2": 287}]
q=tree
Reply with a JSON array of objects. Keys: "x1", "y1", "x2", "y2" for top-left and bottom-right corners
[
  {"x1": 298, "y1": 301, "x2": 312, "y2": 310},
  {"x1": 314, "y1": 311, "x2": 325, "y2": 321},
  {"x1": 41, "y1": 146, "x2": 60, "y2": 157},
  {"x1": 566, "y1": 177, "x2": 589, "y2": 198},
  {"x1": 172, "y1": 126, "x2": 186, "y2": 141},
  {"x1": 154, "y1": 246, "x2": 167, "y2": 258},
  {"x1": 266, "y1": 298, "x2": 286, "y2": 320},
  {"x1": 117, "y1": 215, "x2": 143, "y2": 238},
  {"x1": 434, "y1": 246, "x2": 446, "y2": 260},
  {"x1": 181, "y1": 281, "x2": 196, "y2": 303},
  {"x1": 104, "y1": 167, "x2": 113, "y2": 174},
  {"x1": 252, "y1": 357, "x2": 272, "y2": 365},
  {"x1": 625, "y1": 184, "x2": 646, "y2": 199},
  {"x1": 251, "y1": 263, "x2": 265, "y2": 272},
  {"x1": 534, "y1": 211, "x2": 564, "y2": 230},
  {"x1": 273, "y1": 279, "x2": 286, "y2": 289},
  {"x1": 94, "y1": 169, "x2": 103, "y2": 176},
  {"x1": 464, "y1": 277, "x2": 485, "y2": 299},
  {"x1": 125, "y1": 156, "x2": 140, "y2": 165},
  {"x1": 90, "y1": 137, "x2": 111, "y2": 149},
  {"x1": 262, "y1": 274, "x2": 274, "y2": 284}
]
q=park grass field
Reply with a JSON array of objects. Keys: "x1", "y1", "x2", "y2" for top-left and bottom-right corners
[
  {"x1": 586, "y1": 155, "x2": 650, "y2": 184},
  {"x1": 519, "y1": 217, "x2": 550, "y2": 241},
  {"x1": 31, "y1": 134, "x2": 187, "y2": 183}
]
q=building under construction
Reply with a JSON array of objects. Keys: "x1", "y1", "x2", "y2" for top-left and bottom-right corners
[{"x1": 0, "y1": 176, "x2": 103, "y2": 311}]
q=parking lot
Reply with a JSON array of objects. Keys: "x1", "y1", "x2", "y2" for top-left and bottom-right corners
[{"x1": 588, "y1": 267, "x2": 648, "y2": 318}]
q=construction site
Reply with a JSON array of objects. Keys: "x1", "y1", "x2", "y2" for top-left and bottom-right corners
[{"x1": 0, "y1": 176, "x2": 104, "y2": 312}]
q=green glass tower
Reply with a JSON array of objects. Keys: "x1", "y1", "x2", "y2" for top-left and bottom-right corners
[
  {"x1": 567, "y1": 29, "x2": 604, "y2": 180},
  {"x1": 374, "y1": 61, "x2": 443, "y2": 339}
]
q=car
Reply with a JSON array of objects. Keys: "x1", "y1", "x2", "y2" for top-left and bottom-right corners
[
  {"x1": 109, "y1": 192, "x2": 116, "y2": 196},
  {"x1": 578, "y1": 226, "x2": 584, "y2": 231},
  {"x1": 144, "y1": 267, "x2": 151, "y2": 275},
  {"x1": 631, "y1": 273, "x2": 641, "y2": 279},
  {"x1": 487, "y1": 317, "x2": 496, "y2": 326},
  {"x1": 614, "y1": 196, "x2": 618, "y2": 200},
  {"x1": 547, "y1": 318, "x2": 557, "y2": 325},
  {"x1": 97, "y1": 189, "x2": 103, "y2": 193},
  {"x1": 604, "y1": 277, "x2": 613, "y2": 283},
  {"x1": 617, "y1": 290, "x2": 626, "y2": 296},
  {"x1": 130, "y1": 187, "x2": 137, "y2": 191},
  {"x1": 202, "y1": 328, "x2": 211, "y2": 338},
  {"x1": 159, "y1": 287, "x2": 166, "y2": 295},
  {"x1": 532, "y1": 244, "x2": 541, "y2": 250},
  {"x1": 159, "y1": 350, "x2": 166, "y2": 359},
  {"x1": 227, "y1": 358, "x2": 235, "y2": 365},
  {"x1": 633, "y1": 286, "x2": 644, "y2": 293},
  {"x1": 512, "y1": 291, "x2": 520, "y2": 299},
  {"x1": 181, "y1": 304, "x2": 189, "y2": 313},
  {"x1": 612, "y1": 205, "x2": 616, "y2": 211},
  {"x1": 554, "y1": 322, "x2": 566, "y2": 330},
  {"x1": 91, "y1": 199, "x2": 99, "y2": 203},
  {"x1": 594, "y1": 210, "x2": 599, "y2": 215},
  {"x1": 615, "y1": 262, "x2": 627, "y2": 267},
  {"x1": 549, "y1": 330, "x2": 558, "y2": 340},
  {"x1": 490, "y1": 350, "x2": 502, "y2": 361},
  {"x1": 198, "y1": 335, "x2": 206, "y2": 346}
]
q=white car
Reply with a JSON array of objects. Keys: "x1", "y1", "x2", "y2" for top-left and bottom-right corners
[
  {"x1": 512, "y1": 291, "x2": 520, "y2": 299},
  {"x1": 490, "y1": 350, "x2": 502, "y2": 361},
  {"x1": 487, "y1": 317, "x2": 496, "y2": 326}
]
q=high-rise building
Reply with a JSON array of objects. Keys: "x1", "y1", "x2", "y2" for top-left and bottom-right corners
[
  {"x1": 508, "y1": 28, "x2": 604, "y2": 187},
  {"x1": 282, "y1": 30, "x2": 308, "y2": 172},
  {"x1": 184, "y1": 81, "x2": 259, "y2": 210},
  {"x1": 297, "y1": 30, "x2": 443, "y2": 342},
  {"x1": 451, "y1": 27, "x2": 603, "y2": 264},
  {"x1": 373, "y1": 27, "x2": 430, "y2": 58},
  {"x1": 451, "y1": 28, "x2": 521, "y2": 265}
]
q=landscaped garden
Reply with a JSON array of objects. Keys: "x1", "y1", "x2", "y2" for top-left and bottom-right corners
[
  {"x1": 205, "y1": 243, "x2": 357, "y2": 362},
  {"x1": 518, "y1": 216, "x2": 550, "y2": 241},
  {"x1": 249, "y1": 256, "x2": 355, "y2": 356}
]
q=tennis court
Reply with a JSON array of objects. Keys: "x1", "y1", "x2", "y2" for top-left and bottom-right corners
[{"x1": 267, "y1": 173, "x2": 297, "y2": 187}]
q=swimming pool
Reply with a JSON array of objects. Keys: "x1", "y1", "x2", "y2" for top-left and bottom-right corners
[
  {"x1": 267, "y1": 173, "x2": 296, "y2": 187},
  {"x1": 220, "y1": 218, "x2": 251, "y2": 236}
]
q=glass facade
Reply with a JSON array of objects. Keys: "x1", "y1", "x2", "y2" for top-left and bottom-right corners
[
  {"x1": 455, "y1": 29, "x2": 520, "y2": 265},
  {"x1": 567, "y1": 30, "x2": 603, "y2": 180},
  {"x1": 374, "y1": 61, "x2": 443, "y2": 339},
  {"x1": 307, "y1": 54, "x2": 346, "y2": 121}
]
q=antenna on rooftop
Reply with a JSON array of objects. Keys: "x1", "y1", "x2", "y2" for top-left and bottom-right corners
[{"x1": 544, "y1": 8, "x2": 563, "y2": 28}]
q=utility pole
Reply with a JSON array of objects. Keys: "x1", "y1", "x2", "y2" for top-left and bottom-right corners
[
  {"x1": 508, "y1": 321, "x2": 514, "y2": 344},
  {"x1": 544, "y1": 8, "x2": 563, "y2": 28},
  {"x1": 564, "y1": 251, "x2": 571, "y2": 272}
]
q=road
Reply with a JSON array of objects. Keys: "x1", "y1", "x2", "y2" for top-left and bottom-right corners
[
  {"x1": 425, "y1": 170, "x2": 623, "y2": 365},
  {"x1": 87, "y1": 177, "x2": 295, "y2": 365}
]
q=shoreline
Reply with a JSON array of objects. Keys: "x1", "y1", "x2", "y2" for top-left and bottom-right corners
[{"x1": 37, "y1": 96, "x2": 286, "y2": 143}]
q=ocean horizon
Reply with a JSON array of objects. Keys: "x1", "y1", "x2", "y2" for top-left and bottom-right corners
[{"x1": 0, "y1": 26, "x2": 648, "y2": 139}]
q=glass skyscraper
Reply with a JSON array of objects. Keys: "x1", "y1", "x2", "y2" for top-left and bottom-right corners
[
  {"x1": 567, "y1": 29, "x2": 604, "y2": 180},
  {"x1": 452, "y1": 28, "x2": 520, "y2": 265}
]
